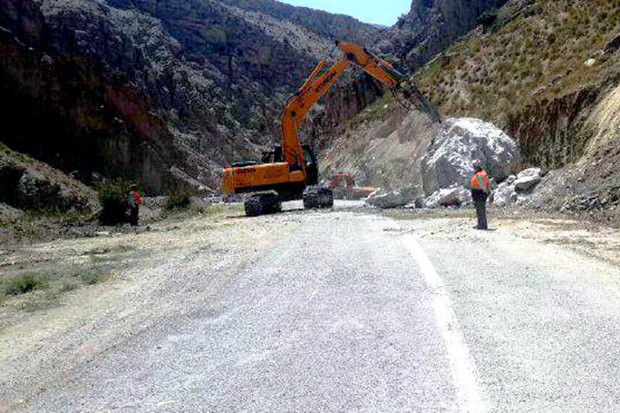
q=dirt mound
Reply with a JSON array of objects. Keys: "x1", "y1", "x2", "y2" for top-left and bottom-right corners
[
  {"x1": 0, "y1": 144, "x2": 96, "y2": 215},
  {"x1": 321, "y1": 97, "x2": 439, "y2": 189}
]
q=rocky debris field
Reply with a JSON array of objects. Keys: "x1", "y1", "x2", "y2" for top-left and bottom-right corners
[
  {"x1": 363, "y1": 115, "x2": 525, "y2": 209},
  {"x1": 359, "y1": 112, "x2": 619, "y2": 226},
  {"x1": 494, "y1": 168, "x2": 543, "y2": 206}
]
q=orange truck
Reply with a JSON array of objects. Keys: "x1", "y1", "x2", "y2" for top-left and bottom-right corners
[
  {"x1": 222, "y1": 41, "x2": 417, "y2": 217},
  {"x1": 328, "y1": 173, "x2": 376, "y2": 200}
]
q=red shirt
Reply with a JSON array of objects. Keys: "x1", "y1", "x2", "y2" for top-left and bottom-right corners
[{"x1": 470, "y1": 170, "x2": 490, "y2": 193}]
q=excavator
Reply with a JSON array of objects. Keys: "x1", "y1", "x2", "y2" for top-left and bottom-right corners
[{"x1": 222, "y1": 41, "x2": 438, "y2": 217}]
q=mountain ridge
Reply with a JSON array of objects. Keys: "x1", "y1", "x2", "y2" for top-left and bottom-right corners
[{"x1": 0, "y1": 0, "x2": 380, "y2": 193}]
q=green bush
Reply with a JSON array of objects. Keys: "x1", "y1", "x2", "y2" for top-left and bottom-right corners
[
  {"x1": 3, "y1": 274, "x2": 49, "y2": 296},
  {"x1": 165, "y1": 188, "x2": 192, "y2": 211},
  {"x1": 98, "y1": 179, "x2": 132, "y2": 225},
  {"x1": 76, "y1": 270, "x2": 107, "y2": 285}
]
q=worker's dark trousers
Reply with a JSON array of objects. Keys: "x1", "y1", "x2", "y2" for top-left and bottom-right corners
[
  {"x1": 129, "y1": 206, "x2": 140, "y2": 226},
  {"x1": 474, "y1": 200, "x2": 488, "y2": 230},
  {"x1": 471, "y1": 189, "x2": 488, "y2": 230}
]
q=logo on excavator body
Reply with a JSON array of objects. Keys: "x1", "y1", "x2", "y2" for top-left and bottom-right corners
[{"x1": 236, "y1": 168, "x2": 257, "y2": 175}]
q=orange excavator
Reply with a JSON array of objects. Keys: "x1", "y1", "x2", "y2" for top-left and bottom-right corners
[{"x1": 222, "y1": 41, "x2": 436, "y2": 216}]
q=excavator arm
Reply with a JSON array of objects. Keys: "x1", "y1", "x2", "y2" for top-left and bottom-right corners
[{"x1": 280, "y1": 41, "x2": 406, "y2": 171}]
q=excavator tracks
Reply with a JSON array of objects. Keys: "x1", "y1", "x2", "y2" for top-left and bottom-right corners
[
  {"x1": 244, "y1": 193, "x2": 282, "y2": 217},
  {"x1": 303, "y1": 186, "x2": 334, "y2": 210}
]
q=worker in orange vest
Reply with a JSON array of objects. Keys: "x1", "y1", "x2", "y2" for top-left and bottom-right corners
[
  {"x1": 128, "y1": 184, "x2": 142, "y2": 226},
  {"x1": 470, "y1": 161, "x2": 492, "y2": 230}
]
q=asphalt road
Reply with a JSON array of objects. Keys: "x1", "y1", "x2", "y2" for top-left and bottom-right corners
[{"x1": 15, "y1": 206, "x2": 620, "y2": 412}]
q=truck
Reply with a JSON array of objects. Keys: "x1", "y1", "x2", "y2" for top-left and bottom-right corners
[{"x1": 328, "y1": 173, "x2": 376, "y2": 200}]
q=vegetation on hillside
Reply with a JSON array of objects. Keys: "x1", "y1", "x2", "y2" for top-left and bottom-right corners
[
  {"x1": 98, "y1": 179, "x2": 133, "y2": 225},
  {"x1": 416, "y1": 0, "x2": 620, "y2": 122}
]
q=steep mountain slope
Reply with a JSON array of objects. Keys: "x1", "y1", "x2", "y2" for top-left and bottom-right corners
[
  {"x1": 216, "y1": 0, "x2": 379, "y2": 45},
  {"x1": 0, "y1": 0, "x2": 379, "y2": 193},
  {"x1": 414, "y1": 0, "x2": 620, "y2": 212},
  {"x1": 378, "y1": 0, "x2": 509, "y2": 68}
]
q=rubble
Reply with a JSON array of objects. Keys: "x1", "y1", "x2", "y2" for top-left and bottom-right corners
[
  {"x1": 425, "y1": 184, "x2": 471, "y2": 208},
  {"x1": 513, "y1": 168, "x2": 542, "y2": 192},
  {"x1": 493, "y1": 168, "x2": 544, "y2": 206},
  {"x1": 493, "y1": 179, "x2": 519, "y2": 206}
]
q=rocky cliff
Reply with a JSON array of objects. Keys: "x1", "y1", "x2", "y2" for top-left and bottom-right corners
[
  {"x1": 378, "y1": 0, "x2": 509, "y2": 68},
  {"x1": 412, "y1": 0, "x2": 620, "y2": 214},
  {"x1": 0, "y1": 0, "x2": 379, "y2": 193}
]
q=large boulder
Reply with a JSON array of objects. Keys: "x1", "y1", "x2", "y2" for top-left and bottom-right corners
[
  {"x1": 366, "y1": 186, "x2": 423, "y2": 209},
  {"x1": 421, "y1": 118, "x2": 521, "y2": 195},
  {"x1": 16, "y1": 172, "x2": 61, "y2": 209}
]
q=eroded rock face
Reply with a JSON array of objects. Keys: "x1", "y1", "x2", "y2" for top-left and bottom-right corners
[
  {"x1": 421, "y1": 118, "x2": 521, "y2": 196},
  {"x1": 321, "y1": 108, "x2": 439, "y2": 190},
  {"x1": 506, "y1": 87, "x2": 599, "y2": 170},
  {"x1": 0, "y1": 0, "x2": 380, "y2": 193},
  {"x1": 379, "y1": 0, "x2": 509, "y2": 68}
]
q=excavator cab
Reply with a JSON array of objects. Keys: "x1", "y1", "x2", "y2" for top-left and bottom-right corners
[
  {"x1": 260, "y1": 145, "x2": 284, "y2": 164},
  {"x1": 302, "y1": 144, "x2": 319, "y2": 186}
]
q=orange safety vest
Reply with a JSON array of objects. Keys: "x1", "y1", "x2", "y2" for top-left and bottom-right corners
[{"x1": 470, "y1": 170, "x2": 490, "y2": 193}]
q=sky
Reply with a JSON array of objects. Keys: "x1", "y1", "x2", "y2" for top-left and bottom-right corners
[{"x1": 278, "y1": 0, "x2": 411, "y2": 26}]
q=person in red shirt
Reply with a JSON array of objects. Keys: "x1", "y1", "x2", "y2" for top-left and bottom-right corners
[
  {"x1": 470, "y1": 161, "x2": 492, "y2": 230},
  {"x1": 128, "y1": 184, "x2": 142, "y2": 226}
]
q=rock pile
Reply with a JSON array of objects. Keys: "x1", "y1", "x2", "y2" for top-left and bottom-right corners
[
  {"x1": 366, "y1": 118, "x2": 531, "y2": 210},
  {"x1": 424, "y1": 184, "x2": 472, "y2": 208},
  {"x1": 493, "y1": 168, "x2": 543, "y2": 206}
]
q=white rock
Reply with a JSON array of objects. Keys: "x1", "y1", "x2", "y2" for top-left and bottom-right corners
[
  {"x1": 585, "y1": 58, "x2": 596, "y2": 67},
  {"x1": 514, "y1": 168, "x2": 542, "y2": 192},
  {"x1": 366, "y1": 186, "x2": 423, "y2": 209},
  {"x1": 425, "y1": 184, "x2": 471, "y2": 208},
  {"x1": 493, "y1": 181, "x2": 518, "y2": 206},
  {"x1": 421, "y1": 118, "x2": 521, "y2": 195}
]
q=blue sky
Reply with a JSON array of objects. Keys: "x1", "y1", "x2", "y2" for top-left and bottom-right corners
[{"x1": 278, "y1": 0, "x2": 411, "y2": 26}]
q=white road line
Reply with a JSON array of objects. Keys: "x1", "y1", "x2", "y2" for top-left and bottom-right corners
[{"x1": 402, "y1": 234, "x2": 487, "y2": 413}]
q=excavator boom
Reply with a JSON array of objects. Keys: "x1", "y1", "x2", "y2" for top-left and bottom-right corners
[{"x1": 281, "y1": 41, "x2": 405, "y2": 169}]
